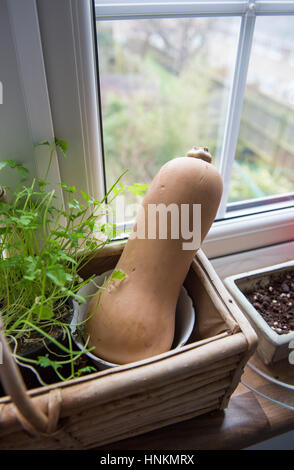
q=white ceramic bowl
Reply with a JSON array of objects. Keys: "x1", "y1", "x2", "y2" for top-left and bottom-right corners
[{"x1": 70, "y1": 270, "x2": 196, "y2": 369}]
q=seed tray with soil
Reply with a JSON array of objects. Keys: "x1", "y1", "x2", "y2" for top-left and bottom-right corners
[
  {"x1": 224, "y1": 261, "x2": 294, "y2": 364},
  {"x1": 245, "y1": 270, "x2": 294, "y2": 336}
]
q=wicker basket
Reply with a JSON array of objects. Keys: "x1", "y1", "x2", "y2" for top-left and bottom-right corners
[{"x1": 0, "y1": 247, "x2": 257, "y2": 449}]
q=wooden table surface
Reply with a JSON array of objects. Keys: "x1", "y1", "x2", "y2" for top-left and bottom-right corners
[{"x1": 97, "y1": 351, "x2": 294, "y2": 451}]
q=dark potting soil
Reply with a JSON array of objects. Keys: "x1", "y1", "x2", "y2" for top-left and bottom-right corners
[
  {"x1": 0, "y1": 300, "x2": 95, "y2": 396},
  {"x1": 16, "y1": 301, "x2": 73, "y2": 356},
  {"x1": 245, "y1": 269, "x2": 294, "y2": 335}
]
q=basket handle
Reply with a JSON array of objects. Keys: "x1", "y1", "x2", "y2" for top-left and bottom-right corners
[{"x1": 0, "y1": 315, "x2": 52, "y2": 433}]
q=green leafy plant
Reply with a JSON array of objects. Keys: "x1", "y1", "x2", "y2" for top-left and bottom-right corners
[{"x1": 0, "y1": 139, "x2": 127, "y2": 384}]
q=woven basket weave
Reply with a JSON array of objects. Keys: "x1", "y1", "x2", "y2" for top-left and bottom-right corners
[{"x1": 0, "y1": 247, "x2": 257, "y2": 449}]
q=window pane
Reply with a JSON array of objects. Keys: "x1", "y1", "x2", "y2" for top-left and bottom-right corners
[
  {"x1": 96, "y1": 17, "x2": 240, "y2": 219},
  {"x1": 229, "y1": 16, "x2": 294, "y2": 204}
]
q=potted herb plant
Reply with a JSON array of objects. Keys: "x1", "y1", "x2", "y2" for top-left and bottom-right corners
[
  {"x1": 225, "y1": 260, "x2": 294, "y2": 364},
  {"x1": 0, "y1": 139, "x2": 127, "y2": 388}
]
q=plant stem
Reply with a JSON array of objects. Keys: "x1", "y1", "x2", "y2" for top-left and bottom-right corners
[{"x1": 44, "y1": 148, "x2": 55, "y2": 182}]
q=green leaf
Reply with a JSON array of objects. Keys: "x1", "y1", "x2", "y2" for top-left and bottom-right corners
[
  {"x1": 46, "y1": 265, "x2": 72, "y2": 287},
  {"x1": 60, "y1": 183, "x2": 76, "y2": 193},
  {"x1": 85, "y1": 239, "x2": 98, "y2": 250},
  {"x1": 48, "y1": 238, "x2": 61, "y2": 247},
  {"x1": 75, "y1": 366, "x2": 96, "y2": 377},
  {"x1": 51, "y1": 229, "x2": 71, "y2": 239},
  {"x1": 66, "y1": 290, "x2": 86, "y2": 304},
  {"x1": 111, "y1": 183, "x2": 125, "y2": 197},
  {"x1": 37, "y1": 354, "x2": 62, "y2": 371},
  {"x1": 36, "y1": 140, "x2": 50, "y2": 147},
  {"x1": 3, "y1": 159, "x2": 16, "y2": 168},
  {"x1": 68, "y1": 199, "x2": 83, "y2": 211},
  {"x1": 127, "y1": 183, "x2": 149, "y2": 196},
  {"x1": 80, "y1": 190, "x2": 90, "y2": 202},
  {"x1": 88, "y1": 220, "x2": 96, "y2": 231},
  {"x1": 35, "y1": 305, "x2": 54, "y2": 321},
  {"x1": 0, "y1": 160, "x2": 29, "y2": 177},
  {"x1": 58, "y1": 252, "x2": 77, "y2": 265},
  {"x1": 111, "y1": 269, "x2": 126, "y2": 280},
  {"x1": 19, "y1": 215, "x2": 34, "y2": 226},
  {"x1": 55, "y1": 138, "x2": 68, "y2": 156},
  {"x1": 16, "y1": 165, "x2": 29, "y2": 178},
  {"x1": 0, "y1": 202, "x2": 10, "y2": 214},
  {"x1": 24, "y1": 256, "x2": 41, "y2": 281}
]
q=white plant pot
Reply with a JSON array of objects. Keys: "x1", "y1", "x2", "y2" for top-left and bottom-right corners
[
  {"x1": 224, "y1": 260, "x2": 294, "y2": 364},
  {"x1": 70, "y1": 270, "x2": 196, "y2": 370}
]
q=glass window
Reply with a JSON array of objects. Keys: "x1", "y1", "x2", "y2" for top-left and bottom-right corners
[
  {"x1": 229, "y1": 16, "x2": 294, "y2": 204},
  {"x1": 96, "y1": 17, "x2": 240, "y2": 219}
]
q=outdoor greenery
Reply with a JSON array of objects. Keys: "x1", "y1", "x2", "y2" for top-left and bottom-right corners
[{"x1": 98, "y1": 20, "x2": 294, "y2": 207}]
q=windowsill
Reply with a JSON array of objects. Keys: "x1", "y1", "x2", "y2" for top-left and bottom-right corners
[
  {"x1": 210, "y1": 239, "x2": 294, "y2": 280},
  {"x1": 203, "y1": 206, "x2": 294, "y2": 258},
  {"x1": 113, "y1": 205, "x2": 294, "y2": 259},
  {"x1": 96, "y1": 240, "x2": 294, "y2": 450}
]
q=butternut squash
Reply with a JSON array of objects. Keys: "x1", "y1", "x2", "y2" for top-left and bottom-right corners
[{"x1": 85, "y1": 149, "x2": 223, "y2": 364}]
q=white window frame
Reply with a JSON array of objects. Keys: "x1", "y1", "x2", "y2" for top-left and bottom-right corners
[{"x1": 6, "y1": 0, "x2": 294, "y2": 258}]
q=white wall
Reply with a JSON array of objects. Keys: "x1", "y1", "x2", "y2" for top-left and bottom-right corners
[{"x1": 0, "y1": 0, "x2": 37, "y2": 189}]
